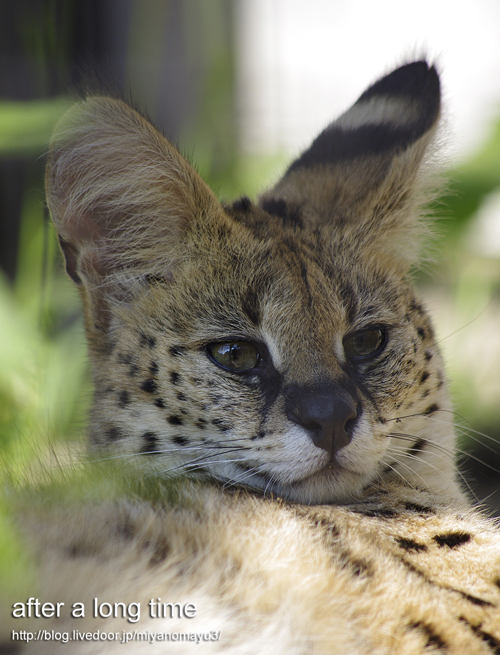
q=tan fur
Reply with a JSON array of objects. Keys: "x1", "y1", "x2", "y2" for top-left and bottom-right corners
[
  {"x1": 6, "y1": 62, "x2": 500, "y2": 654},
  {"x1": 15, "y1": 484, "x2": 500, "y2": 654}
]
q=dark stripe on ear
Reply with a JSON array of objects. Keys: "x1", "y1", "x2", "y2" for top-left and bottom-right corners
[
  {"x1": 288, "y1": 61, "x2": 440, "y2": 172},
  {"x1": 289, "y1": 124, "x2": 428, "y2": 170}
]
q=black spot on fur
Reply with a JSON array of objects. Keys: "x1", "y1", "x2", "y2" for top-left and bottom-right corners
[
  {"x1": 141, "y1": 379, "x2": 158, "y2": 394},
  {"x1": 170, "y1": 371, "x2": 181, "y2": 385},
  {"x1": 139, "y1": 332, "x2": 156, "y2": 348},
  {"x1": 145, "y1": 273, "x2": 171, "y2": 286},
  {"x1": 66, "y1": 541, "x2": 98, "y2": 558},
  {"x1": 176, "y1": 392, "x2": 187, "y2": 401},
  {"x1": 424, "y1": 403, "x2": 439, "y2": 415},
  {"x1": 195, "y1": 418, "x2": 207, "y2": 429},
  {"x1": 128, "y1": 364, "x2": 139, "y2": 376},
  {"x1": 141, "y1": 431, "x2": 159, "y2": 455},
  {"x1": 149, "y1": 361, "x2": 159, "y2": 375},
  {"x1": 420, "y1": 371, "x2": 430, "y2": 383},
  {"x1": 460, "y1": 593, "x2": 494, "y2": 608},
  {"x1": 417, "y1": 327, "x2": 426, "y2": 340},
  {"x1": 338, "y1": 550, "x2": 372, "y2": 577},
  {"x1": 404, "y1": 502, "x2": 435, "y2": 514},
  {"x1": 433, "y1": 532, "x2": 471, "y2": 549},
  {"x1": 168, "y1": 415, "x2": 183, "y2": 426},
  {"x1": 173, "y1": 436, "x2": 188, "y2": 446},
  {"x1": 410, "y1": 300, "x2": 425, "y2": 315},
  {"x1": 117, "y1": 352, "x2": 132, "y2": 365},
  {"x1": 169, "y1": 345, "x2": 186, "y2": 357},
  {"x1": 460, "y1": 617, "x2": 500, "y2": 652},
  {"x1": 424, "y1": 350, "x2": 433, "y2": 361},
  {"x1": 310, "y1": 516, "x2": 340, "y2": 537},
  {"x1": 251, "y1": 431, "x2": 266, "y2": 440},
  {"x1": 396, "y1": 537, "x2": 427, "y2": 552},
  {"x1": 407, "y1": 621, "x2": 446, "y2": 651},
  {"x1": 118, "y1": 390, "x2": 130, "y2": 408},
  {"x1": 148, "y1": 539, "x2": 170, "y2": 567},
  {"x1": 212, "y1": 418, "x2": 231, "y2": 432},
  {"x1": 359, "y1": 508, "x2": 398, "y2": 518},
  {"x1": 349, "y1": 558, "x2": 371, "y2": 577},
  {"x1": 260, "y1": 198, "x2": 304, "y2": 228},
  {"x1": 115, "y1": 518, "x2": 136, "y2": 541},
  {"x1": 154, "y1": 398, "x2": 166, "y2": 408},
  {"x1": 106, "y1": 426, "x2": 123, "y2": 441},
  {"x1": 408, "y1": 438, "x2": 426, "y2": 455}
]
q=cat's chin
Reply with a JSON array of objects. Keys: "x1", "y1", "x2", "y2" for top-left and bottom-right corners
[{"x1": 244, "y1": 464, "x2": 372, "y2": 505}]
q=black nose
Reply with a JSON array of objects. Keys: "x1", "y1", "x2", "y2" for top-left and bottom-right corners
[{"x1": 286, "y1": 386, "x2": 358, "y2": 458}]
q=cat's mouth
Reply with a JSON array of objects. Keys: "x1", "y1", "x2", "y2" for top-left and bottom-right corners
[{"x1": 271, "y1": 466, "x2": 370, "y2": 504}]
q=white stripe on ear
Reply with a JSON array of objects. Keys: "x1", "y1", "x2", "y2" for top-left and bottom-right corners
[{"x1": 335, "y1": 96, "x2": 421, "y2": 131}]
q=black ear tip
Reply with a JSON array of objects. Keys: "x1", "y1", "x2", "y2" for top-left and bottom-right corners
[
  {"x1": 285, "y1": 60, "x2": 441, "y2": 173},
  {"x1": 357, "y1": 60, "x2": 440, "y2": 105}
]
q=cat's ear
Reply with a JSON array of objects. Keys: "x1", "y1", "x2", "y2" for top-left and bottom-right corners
[
  {"x1": 46, "y1": 96, "x2": 222, "y2": 331},
  {"x1": 260, "y1": 61, "x2": 441, "y2": 271},
  {"x1": 46, "y1": 97, "x2": 222, "y2": 284}
]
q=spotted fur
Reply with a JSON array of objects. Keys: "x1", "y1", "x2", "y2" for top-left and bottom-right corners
[{"x1": 7, "y1": 61, "x2": 500, "y2": 654}]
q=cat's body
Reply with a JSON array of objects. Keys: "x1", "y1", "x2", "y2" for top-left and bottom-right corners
[{"x1": 5, "y1": 61, "x2": 500, "y2": 654}]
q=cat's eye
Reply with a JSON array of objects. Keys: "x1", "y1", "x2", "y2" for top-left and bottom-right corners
[
  {"x1": 207, "y1": 341, "x2": 261, "y2": 372},
  {"x1": 343, "y1": 327, "x2": 386, "y2": 361}
]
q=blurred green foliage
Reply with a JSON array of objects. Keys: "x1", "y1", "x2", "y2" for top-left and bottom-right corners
[
  {"x1": 0, "y1": 99, "x2": 69, "y2": 155},
  {"x1": 439, "y1": 119, "x2": 500, "y2": 236}
]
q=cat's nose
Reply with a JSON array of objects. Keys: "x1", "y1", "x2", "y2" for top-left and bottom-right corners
[{"x1": 286, "y1": 387, "x2": 358, "y2": 458}]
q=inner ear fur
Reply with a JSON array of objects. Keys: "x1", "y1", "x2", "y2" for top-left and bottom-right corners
[{"x1": 46, "y1": 96, "x2": 224, "y2": 332}]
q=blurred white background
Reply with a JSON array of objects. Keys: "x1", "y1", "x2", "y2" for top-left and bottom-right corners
[{"x1": 236, "y1": 0, "x2": 500, "y2": 161}]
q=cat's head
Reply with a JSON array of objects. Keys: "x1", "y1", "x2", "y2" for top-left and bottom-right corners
[{"x1": 46, "y1": 61, "x2": 460, "y2": 504}]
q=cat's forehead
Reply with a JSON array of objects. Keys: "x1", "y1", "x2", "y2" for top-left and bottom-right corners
[
  {"x1": 172, "y1": 199, "x2": 406, "y2": 337},
  {"x1": 223, "y1": 195, "x2": 394, "y2": 290}
]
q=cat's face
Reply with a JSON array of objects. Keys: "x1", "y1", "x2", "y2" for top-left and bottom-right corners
[
  {"x1": 86, "y1": 204, "x2": 452, "y2": 503},
  {"x1": 46, "y1": 61, "x2": 461, "y2": 503}
]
